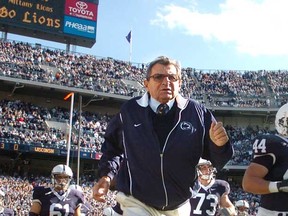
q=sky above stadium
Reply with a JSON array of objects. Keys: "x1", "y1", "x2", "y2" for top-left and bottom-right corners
[{"x1": 6, "y1": 0, "x2": 288, "y2": 70}]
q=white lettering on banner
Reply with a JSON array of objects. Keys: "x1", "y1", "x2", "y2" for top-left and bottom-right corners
[
  {"x1": 65, "y1": 21, "x2": 94, "y2": 33},
  {"x1": 68, "y1": 6, "x2": 93, "y2": 16},
  {"x1": 67, "y1": 1, "x2": 94, "y2": 19}
]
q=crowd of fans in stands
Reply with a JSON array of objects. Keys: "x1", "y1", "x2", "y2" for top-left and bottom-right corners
[
  {"x1": 0, "y1": 99, "x2": 275, "y2": 165},
  {"x1": 0, "y1": 39, "x2": 287, "y2": 215},
  {"x1": 0, "y1": 40, "x2": 287, "y2": 107},
  {"x1": 0, "y1": 99, "x2": 111, "y2": 153}
]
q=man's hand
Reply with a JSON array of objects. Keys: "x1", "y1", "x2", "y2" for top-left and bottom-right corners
[
  {"x1": 277, "y1": 179, "x2": 288, "y2": 192},
  {"x1": 209, "y1": 121, "x2": 229, "y2": 147},
  {"x1": 92, "y1": 176, "x2": 111, "y2": 202}
]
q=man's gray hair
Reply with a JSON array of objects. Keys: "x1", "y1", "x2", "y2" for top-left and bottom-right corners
[{"x1": 146, "y1": 56, "x2": 182, "y2": 80}]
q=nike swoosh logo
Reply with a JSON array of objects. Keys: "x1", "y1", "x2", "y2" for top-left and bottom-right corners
[{"x1": 134, "y1": 123, "x2": 142, "y2": 127}]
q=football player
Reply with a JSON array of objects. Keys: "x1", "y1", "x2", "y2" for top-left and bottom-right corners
[
  {"x1": 242, "y1": 103, "x2": 288, "y2": 215},
  {"x1": 0, "y1": 189, "x2": 14, "y2": 216},
  {"x1": 190, "y1": 159, "x2": 236, "y2": 216},
  {"x1": 235, "y1": 200, "x2": 249, "y2": 216},
  {"x1": 29, "y1": 164, "x2": 84, "y2": 216}
]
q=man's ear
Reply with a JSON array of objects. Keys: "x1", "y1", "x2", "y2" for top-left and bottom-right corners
[
  {"x1": 144, "y1": 80, "x2": 149, "y2": 90},
  {"x1": 178, "y1": 80, "x2": 182, "y2": 88}
]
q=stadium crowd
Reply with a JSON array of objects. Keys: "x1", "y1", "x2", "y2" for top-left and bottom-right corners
[
  {"x1": 0, "y1": 99, "x2": 276, "y2": 166},
  {"x1": 0, "y1": 40, "x2": 287, "y2": 107},
  {"x1": 0, "y1": 39, "x2": 286, "y2": 215},
  {"x1": 0, "y1": 99, "x2": 111, "y2": 153}
]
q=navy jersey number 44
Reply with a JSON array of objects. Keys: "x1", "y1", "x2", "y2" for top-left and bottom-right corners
[{"x1": 252, "y1": 134, "x2": 288, "y2": 211}]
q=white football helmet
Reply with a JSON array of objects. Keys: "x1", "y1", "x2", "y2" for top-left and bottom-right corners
[
  {"x1": 51, "y1": 164, "x2": 73, "y2": 191},
  {"x1": 196, "y1": 158, "x2": 216, "y2": 180},
  {"x1": 275, "y1": 103, "x2": 288, "y2": 137},
  {"x1": 235, "y1": 200, "x2": 249, "y2": 215},
  {"x1": 235, "y1": 200, "x2": 249, "y2": 209}
]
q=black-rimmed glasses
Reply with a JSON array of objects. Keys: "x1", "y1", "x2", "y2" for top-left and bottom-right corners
[{"x1": 147, "y1": 74, "x2": 179, "y2": 82}]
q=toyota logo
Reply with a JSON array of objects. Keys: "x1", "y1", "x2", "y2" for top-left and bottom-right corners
[{"x1": 76, "y1": 1, "x2": 88, "y2": 10}]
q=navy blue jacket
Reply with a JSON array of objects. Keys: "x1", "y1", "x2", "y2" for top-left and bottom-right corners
[{"x1": 98, "y1": 93, "x2": 233, "y2": 210}]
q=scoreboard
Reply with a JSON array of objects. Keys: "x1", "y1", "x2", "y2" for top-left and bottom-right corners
[{"x1": 0, "y1": 0, "x2": 98, "y2": 47}]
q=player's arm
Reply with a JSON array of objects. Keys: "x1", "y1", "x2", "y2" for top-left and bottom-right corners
[
  {"x1": 29, "y1": 201, "x2": 41, "y2": 216},
  {"x1": 244, "y1": 161, "x2": 288, "y2": 193},
  {"x1": 242, "y1": 162, "x2": 271, "y2": 194},
  {"x1": 219, "y1": 193, "x2": 236, "y2": 216}
]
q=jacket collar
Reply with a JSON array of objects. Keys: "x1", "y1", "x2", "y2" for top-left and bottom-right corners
[{"x1": 136, "y1": 92, "x2": 188, "y2": 110}]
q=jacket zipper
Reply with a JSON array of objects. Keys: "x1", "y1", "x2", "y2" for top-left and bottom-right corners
[{"x1": 160, "y1": 108, "x2": 183, "y2": 210}]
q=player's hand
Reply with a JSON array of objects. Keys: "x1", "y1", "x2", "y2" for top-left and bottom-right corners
[
  {"x1": 191, "y1": 180, "x2": 201, "y2": 198},
  {"x1": 277, "y1": 179, "x2": 288, "y2": 192},
  {"x1": 209, "y1": 121, "x2": 229, "y2": 147},
  {"x1": 218, "y1": 208, "x2": 235, "y2": 216},
  {"x1": 92, "y1": 176, "x2": 111, "y2": 202}
]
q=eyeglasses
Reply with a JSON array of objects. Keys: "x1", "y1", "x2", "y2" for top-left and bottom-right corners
[{"x1": 147, "y1": 74, "x2": 179, "y2": 82}]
